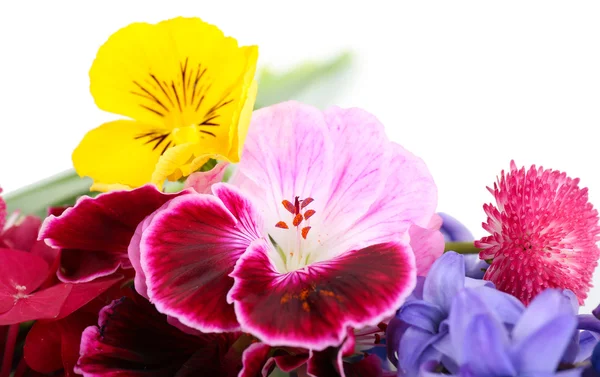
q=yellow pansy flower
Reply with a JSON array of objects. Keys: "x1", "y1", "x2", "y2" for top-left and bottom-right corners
[{"x1": 73, "y1": 17, "x2": 258, "y2": 191}]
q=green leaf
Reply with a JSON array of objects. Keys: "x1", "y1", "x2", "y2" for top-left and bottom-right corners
[
  {"x1": 3, "y1": 170, "x2": 92, "y2": 218},
  {"x1": 255, "y1": 51, "x2": 353, "y2": 109}
]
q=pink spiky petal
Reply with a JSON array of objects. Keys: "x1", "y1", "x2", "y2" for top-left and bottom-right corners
[{"x1": 475, "y1": 161, "x2": 600, "y2": 305}]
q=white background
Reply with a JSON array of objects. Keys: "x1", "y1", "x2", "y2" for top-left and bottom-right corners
[{"x1": 1, "y1": 1, "x2": 599, "y2": 312}]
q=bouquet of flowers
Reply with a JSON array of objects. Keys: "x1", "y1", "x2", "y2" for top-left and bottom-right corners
[{"x1": 1, "y1": 16, "x2": 600, "y2": 377}]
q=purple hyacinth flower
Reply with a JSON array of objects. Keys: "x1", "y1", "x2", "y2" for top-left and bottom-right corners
[
  {"x1": 438, "y1": 213, "x2": 474, "y2": 242},
  {"x1": 386, "y1": 251, "x2": 524, "y2": 376},
  {"x1": 438, "y1": 213, "x2": 488, "y2": 279},
  {"x1": 590, "y1": 343, "x2": 600, "y2": 375},
  {"x1": 421, "y1": 289, "x2": 580, "y2": 377}
]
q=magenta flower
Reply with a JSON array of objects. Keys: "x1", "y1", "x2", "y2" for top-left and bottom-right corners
[
  {"x1": 475, "y1": 161, "x2": 600, "y2": 305},
  {"x1": 40, "y1": 185, "x2": 188, "y2": 283},
  {"x1": 133, "y1": 101, "x2": 439, "y2": 350}
]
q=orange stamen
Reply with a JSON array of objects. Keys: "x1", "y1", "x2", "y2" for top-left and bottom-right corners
[
  {"x1": 304, "y1": 209, "x2": 316, "y2": 220},
  {"x1": 301, "y1": 197, "x2": 314, "y2": 209},
  {"x1": 293, "y1": 214, "x2": 303, "y2": 227},
  {"x1": 301, "y1": 226, "x2": 311, "y2": 239},
  {"x1": 282, "y1": 200, "x2": 296, "y2": 214},
  {"x1": 275, "y1": 221, "x2": 289, "y2": 229}
]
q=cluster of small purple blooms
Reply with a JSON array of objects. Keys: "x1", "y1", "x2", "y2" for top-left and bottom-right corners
[{"x1": 388, "y1": 216, "x2": 600, "y2": 377}]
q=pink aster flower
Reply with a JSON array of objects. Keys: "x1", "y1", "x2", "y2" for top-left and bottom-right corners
[
  {"x1": 475, "y1": 161, "x2": 600, "y2": 305},
  {"x1": 132, "y1": 101, "x2": 440, "y2": 350}
]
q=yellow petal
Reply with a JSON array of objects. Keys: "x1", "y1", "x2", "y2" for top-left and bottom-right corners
[
  {"x1": 73, "y1": 120, "x2": 167, "y2": 190},
  {"x1": 227, "y1": 78, "x2": 258, "y2": 161},
  {"x1": 90, "y1": 17, "x2": 259, "y2": 158},
  {"x1": 150, "y1": 143, "x2": 209, "y2": 186}
]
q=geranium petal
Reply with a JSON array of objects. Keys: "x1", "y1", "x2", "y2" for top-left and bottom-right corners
[
  {"x1": 25, "y1": 311, "x2": 98, "y2": 377},
  {"x1": 0, "y1": 216, "x2": 42, "y2": 252},
  {"x1": 229, "y1": 239, "x2": 416, "y2": 350},
  {"x1": 0, "y1": 248, "x2": 49, "y2": 300},
  {"x1": 306, "y1": 347, "x2": 340, "y2": 377},
  {"x1": 423, "y1": 252, "x2": 465, "y2": 312},
  {"x1": 408, "y1": 224, "x2": 444, "y2": 276},
  {"x1": 239, "y1": 343, "x2": 273, "y2": 377},
  {"x1": 232, "y1": 101, "x2": 333, "y2": 237},
  {"x1": 142, "y1": 184, "x2": 262, "y2": 332},
  {"x1": 0, "y1": 187, "x2": 5, "y2": 231},
  {"x1": 76, "y1": 293, "x2": 233, "y2": 377},
  {"x1": 54, "y1": 275, "x2": 123, "y2": 319},
  {"x1": 317, "y1": 107, "x2": 391, "y2": 232},
  {"x1": 267, "y1": 353, "x2": 308, "y2": 374},
  {"x1": 339, "y1": 142, "x2": 437, "y2": 248},
  {"x1": 184, "y1": 161, "x2": 229, "y2": 194},
  {"x1": 306, "y1": 333, "x2": 355, "y2": 377},
  {"x1": 0, "y1": 283, "x2": 72, "y2": 325},
  {"x1": 128, "y1": 205, "x2": 166, "y2": 299},
  {"x1": 24, "y1": 321, "x2": 63, "y2": 373},
  {"x1": 40, "y1": 185, "x2": 187, "y2": 283}
]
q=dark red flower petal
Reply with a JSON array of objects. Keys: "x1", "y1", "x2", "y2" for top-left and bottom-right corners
[
  {"x1": 54, "y1": 275, "x2": 123, "y2": 320},
  {"x1": 39, "y1": 185, "x2": 188, "y2": 283},
  {"x1": 0, "y1": 187, "x2": 6, "y2": 231},
  {"x1": 0, "y1": 216, "x2": 42, "y2": 252},
  {"x1": 0, "y1": 248, "x2": 52, "y2": 313},
  {"x1": 0, "y1": 283, "x2": 72, "y2": 324},
  {"x1": 142, "y1": 184, "x2": 262, "y2": 332},
  {"x1": 229, "y1": 240, "x2": 416, "y2": 350},
  {"x1": 24, "y1": 308, "x2": 103, "y2": 377},
  {"x1": 239, "y1": 343, "x2": 273, "y2": 377},
  {"x1": 268, "y1": 352, "x2": 309, "y2": 373},
  {"x1": 306, "y1": 333, "x2": 356, "y2": 377},
  {"x1": 76, "y1": 291, "x2": 238, "y2": 377},
  {"x1": 343, "y1": 354, "x2": 383, "y2": 377},
  {"x1": 61, "y1": 312, "x2": 99, "y2": 377},
  {"x1": 24, "y1": 321, "x2": 63, "y2": 373}
]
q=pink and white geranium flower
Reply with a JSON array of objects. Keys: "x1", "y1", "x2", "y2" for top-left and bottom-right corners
[{"x1": 132, "y1": 101, "x2": 440, "y2": 350}]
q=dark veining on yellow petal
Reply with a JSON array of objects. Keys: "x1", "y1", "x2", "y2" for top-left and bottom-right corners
[
  {"x1": 133, "y1": 132, "x2": 171, "y2": 155},
  {"x1": 130, "y1": 56, "x2": 241, "y2": 144}
]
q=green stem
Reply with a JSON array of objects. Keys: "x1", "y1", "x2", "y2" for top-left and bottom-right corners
[
  {"x1": 3, "y1": 169, "x2": 91, "y2": 218},
  {"x1": 444, "y1": 241, "x2": 480, "y2": 254}
]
